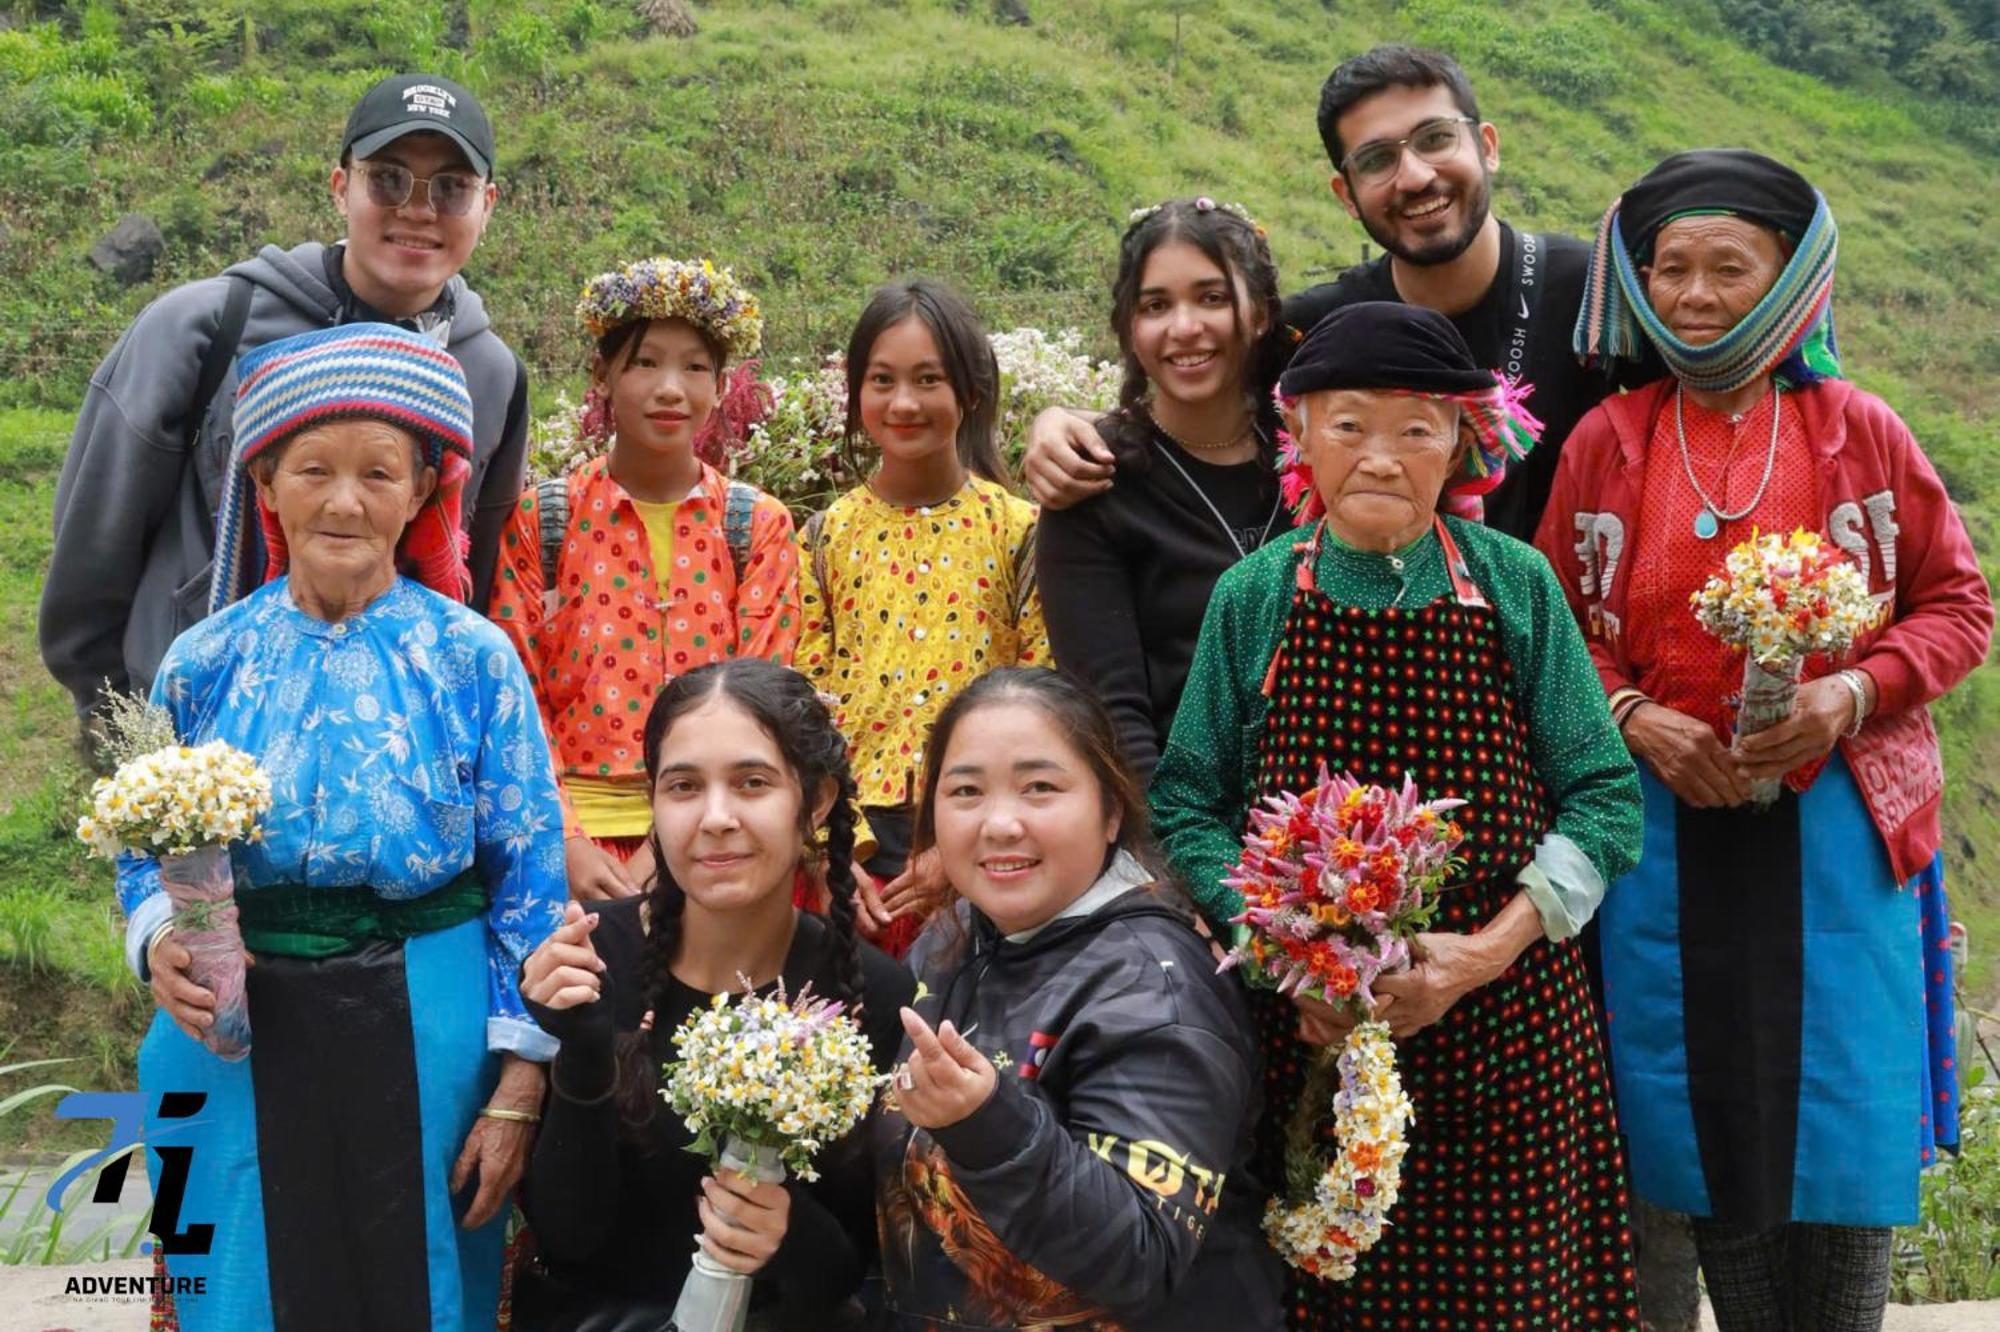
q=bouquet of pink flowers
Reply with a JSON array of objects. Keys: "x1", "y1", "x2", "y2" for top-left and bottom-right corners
[
  {"x1": 1218, "y1": 765, "x2": 1467, "y2": 1279},
  {"x1": 1222, "y1": 766, "x2": 1467, "y2": 1011}
]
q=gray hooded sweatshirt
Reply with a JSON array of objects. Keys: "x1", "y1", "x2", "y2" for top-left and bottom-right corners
[{"x1": 41, "y1": 241, "x2": 529, "y2": 719}]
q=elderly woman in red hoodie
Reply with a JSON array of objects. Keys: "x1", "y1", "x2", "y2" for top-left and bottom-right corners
[{"x1": 1537, "y1": 149, "x2": 1991, "y2": 1328}]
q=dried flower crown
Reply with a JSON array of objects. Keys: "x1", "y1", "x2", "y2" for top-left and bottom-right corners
[
  {"x1": 1126, "y1": 195, "x2": 1266, "y2": 237},
  {"x1": 575, "y1": 256, "x2": 764, "y2": 360}
]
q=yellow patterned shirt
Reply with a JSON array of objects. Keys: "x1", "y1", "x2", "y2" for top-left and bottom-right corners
[{"x1": 799, "y1": 476, "x2": 1050, "y2": 806}]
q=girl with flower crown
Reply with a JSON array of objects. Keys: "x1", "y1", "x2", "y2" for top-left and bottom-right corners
[
  {"x1": 796, "y1": 280, "x2": 1047, "y2": 954},
  {"x1": 1034, "y1": 198, "x2": 1290, "y2": 782},
  {"x1": 491, "y1": 259, "x2": 803, "y2": 902}
]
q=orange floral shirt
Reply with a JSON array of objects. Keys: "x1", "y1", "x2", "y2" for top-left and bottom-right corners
[{"x1": 490, "y1": 458, "x2": 802, "y2": 800}]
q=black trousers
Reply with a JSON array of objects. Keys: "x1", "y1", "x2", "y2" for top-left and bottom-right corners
[{"x1": 1692, "y1": 1217, "x2": 1892, "y2": 1332}]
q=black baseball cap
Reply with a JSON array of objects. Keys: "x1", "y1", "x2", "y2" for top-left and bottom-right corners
[{"x1": 341, "y1": 74, "x2": 495, "y2": 178}]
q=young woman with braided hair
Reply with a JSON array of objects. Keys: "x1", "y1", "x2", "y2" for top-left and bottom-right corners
[{"x1": 515, "y1": 659, "x2": 913, "y2": 1330}]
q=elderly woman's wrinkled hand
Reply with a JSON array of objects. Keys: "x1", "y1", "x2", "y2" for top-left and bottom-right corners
[
  {"x1": 1372, "y1": 931, "x2": 1507, "y2": 1038},
  {"x1": 879, "y1": 847, "x2": 949, "y2": 921},
  {"x1": 1623, "y1": 701, "x2": 1754, "y2": 808},
  {"x1": 147, "y1": 930, "x2": 254, "y2": 1043},
  {"x1": 853, "y1": 864, "x2": 896, "y2": 941},
  {"x1": 1732, "y1": 675, "x2": 1857, "y2": 781},
  {"x1": 453, "y1": 1054, "x2": 545, "y2": 1230},
  {"x1": 1290, "y1": 989, "x2": 1365, "y2": 1047}
]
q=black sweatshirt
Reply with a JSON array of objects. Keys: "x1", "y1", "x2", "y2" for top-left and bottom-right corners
[
  {"x1": 520, "y1": 902, "x2": 914, "y2": 1327},
  {"x1": 875, "y1": 875, "x2": 1285, "y2": 1330},
  {"x1": 1036, "y1": 412, "x2": 1287, "y2": 782}
]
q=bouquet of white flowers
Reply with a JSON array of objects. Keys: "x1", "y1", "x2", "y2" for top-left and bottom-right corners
[
  {"x1": 662, "y1": 983, "x2": 884, "y2": 1332},
  {"x1": 78, "y1": 719, "x2": 271, "y2": 1061}
]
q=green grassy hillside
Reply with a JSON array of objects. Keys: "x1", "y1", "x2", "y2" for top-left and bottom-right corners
[{"x1": 3, "y1": 0, "x2": 1999, "y2": 1126}]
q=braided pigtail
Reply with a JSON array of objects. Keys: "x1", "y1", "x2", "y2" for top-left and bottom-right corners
[
  {"x1": 818, "y1": 768, "x2": 867, "y2": 1014},
  {"x1": 613, "y1": 825, "x2": 685, "y2": 1142},
  {"x1": 623, "y1": 657, "x2": 871, "y2": 1143}
]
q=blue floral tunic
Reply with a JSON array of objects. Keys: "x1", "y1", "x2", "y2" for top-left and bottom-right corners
[
  {"x1": 121, "y1": 577, "x2": 568, "y2": 1332},
  {"x1": 117, "y1": 576, "x2": 568, "y2": 1055}
]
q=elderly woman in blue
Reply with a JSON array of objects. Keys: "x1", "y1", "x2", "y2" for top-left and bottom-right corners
[{"x1": 116, "y1": 324, "x2": 569, "y2": 1332}]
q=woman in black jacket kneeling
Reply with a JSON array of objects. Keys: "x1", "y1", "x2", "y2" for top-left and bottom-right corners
[
  {"x1": 516, "y1": 660, "x2": 913, "y2": 1330},
  {"x1": 877, "y1": 667, "x2": 1283, "y2": 1330}
]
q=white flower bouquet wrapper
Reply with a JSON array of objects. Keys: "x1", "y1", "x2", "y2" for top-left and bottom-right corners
[
  {"x1": 156, "y1": 843, "x2": 253, "y2": 1060},
  {"x1": 661, "y1": 984, "x2": 884, "y2": 1332}
]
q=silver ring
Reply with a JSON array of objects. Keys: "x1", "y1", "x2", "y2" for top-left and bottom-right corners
[{"x1": 896, "y1": 1068, "x2": 914, "y2": 1091}]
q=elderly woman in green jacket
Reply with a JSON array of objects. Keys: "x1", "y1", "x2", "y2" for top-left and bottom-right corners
[{"x1": 1151, "y1": 301, "x2": 1642, "y2": 1331}]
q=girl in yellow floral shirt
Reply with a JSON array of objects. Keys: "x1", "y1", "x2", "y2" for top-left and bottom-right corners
[
  {"x1": 799, "y1": 281, "x2": 1048, "y2": 951},
  {"x1": 491, "y1": 258, "x2": 801, "y2": 901}
]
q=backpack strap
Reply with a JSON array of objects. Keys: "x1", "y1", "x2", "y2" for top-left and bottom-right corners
[
  {"x1": 536, "y1": 474, "x2": 570, "y2": 614},
  {"x1": 197, "y1": 276, "x2": 260, "y2": 613},
  {"x1": 801, "y1": 507, "x2": 834, "y2": 658},
  {"x1": 191, "y1": 276, "x2": 253, "y2": 453},
  {"x1": 724, "y1": 480, "x2": 758, "y2": 583}
]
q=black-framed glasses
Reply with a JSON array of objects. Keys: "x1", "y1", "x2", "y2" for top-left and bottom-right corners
[
  {"x1": 1340, "y1": 117, "x2": 1478, "y2": 185},
  {"x1": 356, "y1": 162, "x2": 484, "y2": 216}
]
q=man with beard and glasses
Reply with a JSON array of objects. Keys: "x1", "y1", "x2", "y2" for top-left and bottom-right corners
[
  {"x1": 1024, "y1": 44, "x2": 1652, "y2": 545},
  {"x1": 41, "y1": 73, "x2": 531, "y2": 757}
]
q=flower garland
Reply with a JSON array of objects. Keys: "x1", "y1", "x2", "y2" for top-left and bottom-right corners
[
  {"x1": 662, "y1": 983, "x2": 885, "y2": 1182},
  {"x1": 575, "y1": 256, "x2": 764, "y2": 361},
  {"x1": 76, "y1": 740, "x2": 272, "y2": 859},
  {"x1": 1126, "y1": 195, "x2": 1266, "y2": 237},
  {"x1": 1220, "y1": 765, "x2": 1464, "y2": 1278},
  {"x1": 1690, "y1": 527, "x2": 1879, "y2": 665},
  {"x1": 1264, "y1": 1021, "x2": 1414, "y2": 1280}
]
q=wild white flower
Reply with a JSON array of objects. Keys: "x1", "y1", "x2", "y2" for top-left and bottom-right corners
[
  {"x1": 78, "y1": 741, "x2": 272, "y2": 859},
  {"x1": 662, "y1": 984, "x2": 885, "y2": 1182}
]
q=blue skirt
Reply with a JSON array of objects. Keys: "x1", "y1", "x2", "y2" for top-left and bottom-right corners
[
  {"x1": 1600, "y1": 754, "x2": 1934, "y2": 1227},
  {"x1": 140, "y1": 917, "x2": 506, "y2": 1331}
]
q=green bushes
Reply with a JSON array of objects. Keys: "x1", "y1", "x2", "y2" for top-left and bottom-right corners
[{"x1": 1397, "y1": 0, "x2": 1622, "y2": 104}]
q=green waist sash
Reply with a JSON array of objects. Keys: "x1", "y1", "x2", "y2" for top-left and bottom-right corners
[{"x1": 237, "y1": 870, "x2": 488, "y2": 959}]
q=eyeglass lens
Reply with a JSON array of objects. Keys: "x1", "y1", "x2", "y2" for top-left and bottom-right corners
[
  {"x1": 363, "y1": 164, "x2": 479, "y2": 216},
  {"x1": 1348, "y1": 119, "x2": 1469, "y2": 182}
]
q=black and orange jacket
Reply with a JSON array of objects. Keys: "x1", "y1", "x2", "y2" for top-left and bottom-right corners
[{"x1": 874, "y1": 862, "x2": 1285, "y2": 1330}]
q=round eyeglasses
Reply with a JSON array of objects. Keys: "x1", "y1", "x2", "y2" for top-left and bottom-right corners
[
  {"x1": 356, "y1": 162, "x2": 484, "y2": 217},
  {"x1": 1340, "y1": 117, "x2": 1478, "y2": 185}
]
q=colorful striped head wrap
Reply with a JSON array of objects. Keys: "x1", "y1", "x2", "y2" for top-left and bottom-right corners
[
  {"x1": 1574, "y1": 148, "x2": 1841, "y2": 394},
  {"x1": 210, "y1": 323, "x2": 476, "y2": 611},
  {"x1": 1275, "y1": 302, "x2": 1544, "y2": 525}
]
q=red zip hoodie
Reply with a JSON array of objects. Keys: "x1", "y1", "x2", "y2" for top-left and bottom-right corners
[{"x1": 1534, "y1": 376, "x2": 1992, "y2": 882}]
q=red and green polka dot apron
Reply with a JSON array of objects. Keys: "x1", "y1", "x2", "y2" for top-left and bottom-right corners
[{"x1": 1251, "y1": 519, "x2": 1637, "y2": 1330}]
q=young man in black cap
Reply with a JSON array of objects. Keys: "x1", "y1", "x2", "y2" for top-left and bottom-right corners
[
  {"x1": 41, "y1": 73, "x2": 530, "y2": 735},
  {"x1": 1024, "y1": 44, "x2": 1648, "y2": 545}
]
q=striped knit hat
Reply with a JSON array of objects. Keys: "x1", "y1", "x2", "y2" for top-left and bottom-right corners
[{"x1": 210, "y1": 323, "x2": 476, "y2": 610}]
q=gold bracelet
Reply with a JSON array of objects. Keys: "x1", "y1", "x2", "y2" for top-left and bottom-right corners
[{"x1": 477, "y1": 1106, "x2": 542, "y2": 1125}]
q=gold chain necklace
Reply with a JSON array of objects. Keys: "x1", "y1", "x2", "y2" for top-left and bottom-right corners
[{"x1": 1148, "y1": 403, "x2": 1253, "y2": 453}]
